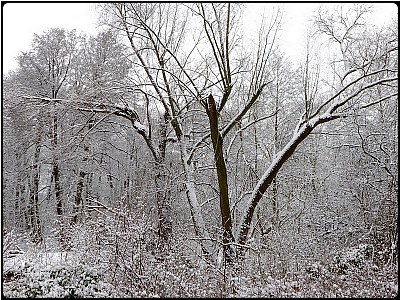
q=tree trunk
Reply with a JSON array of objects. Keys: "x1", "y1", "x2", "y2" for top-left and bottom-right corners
[
  {"x1": 180, "y1": 141, "x2": 216, "y2": 261},
  {"x1": 272, "y1": 91, "x2": 279, "y2": 229},
  {"x1": 27, "y1": 142, "x2": 42, "y2": 244},
  {"x1": 52, "y1": 113, "x2": 63, "y2": 217},
  {"x1": 51, "y1": 109, "x2": 67, "y2": 248},
  {"x1": 170, "y1": 108, "x2": 216, "y2": 260},
  {"x1": 238, "y1": 124, "x2": 314, "y2": 245},
  {"x1": 71, "y1": 170, "x2": 86, "y2": 224},
  {"x1": 15, "y1": 153, "x2": 26, "y2": 231},
  {"x1": 238, "y1": 114, "x2": 339, "y2": 245},
  {"x1": 206, "y1": 94, "x2": 235, "y2": 262},
  {"x1": 53, "y1": 163, "x2": 62, "y2": 216},
  {"x1": 154, "y1": 160, "x2": 172, "y2": 251},
  {"x1": 153, "y1": 114, "x2": 173, "y2": 252}
]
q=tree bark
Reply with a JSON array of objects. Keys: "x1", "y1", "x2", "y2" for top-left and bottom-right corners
[
  {"x1": 154, "y1": 159, "x2": 172, "y2": 251},
  {"x1": 206, "y1": 94, "x2": 235, "y2": 262},
  {"x1": 238, "y1": 114, "x2": 340, "y2": 245},
  {"x1": 52, "y1": 113, "x2": 63, "y2": 217},
  {"x1": 71, "y1": 170, "x2": 86, "y2": 224},
  {"x1": 15, "y1": 152, "x2": 26, "y2": 231},
  {"x1": 180, "y1": 141, "x2": 216, "y2": 260},
  {"x1": 238, "y1": 124, "x2": 314, "y2": 245},
  {"x1": 53, "y1": 163, "x2": 62, "y2": 216},
  {"x1": 156, "y1": 114, "x2": 173, "y2": 251},
  {"x1": 27, "y1": 142, "x2": 42, "y2": 244}
]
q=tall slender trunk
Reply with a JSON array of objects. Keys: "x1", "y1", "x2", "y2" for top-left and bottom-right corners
[
  {"x1": 28, "y1": 142, "x2": 42, "y2": 243},
  {"x1": 52, "y1": 112, "x2": 62, "y2": 216},
  {"x1": 154, "y1": 160, "x2": 172, "y2": 250},
  {"x1": 272, "y1": 91, "x2": 279, "y2": 228},
  {"x1": 53, "y1": 163, "x2": 62, "y2": 216},
  {"x1": 179, "y1": 141, "x2": 216, "y2": 261},
  {"x1": 51, "y1": 103, "x2": 67, "y2": 248},
  {"x1": 238, "y1": 124, "x2": 314, "y2": 245},
  {"x1": 154, "y1": 115, "x2": 172, "y2": 251},
  {"x1": 15, "y1": 184, "x2": 21, "y2": 228},
  {"x1": 169, "y1": 107, "x2": 216, "y2": 260},
  {"x1": 206, "y1": 94, "x2": 234, "y2": 262},
  {"x1": 15, "y1": 153, "x2": 26, "y2": 230},
  {"x1": 71, "y1": 170, "x2": 86, "y2": 224},
  {"x1": 15, "y1": 179, "x2": 27, "y2": 231}
]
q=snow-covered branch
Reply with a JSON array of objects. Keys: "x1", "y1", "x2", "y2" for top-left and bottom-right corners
[
  {"x1": 23, "y1": 95, "x2": 162, "y2": 161},
  {"x1": 311, "y1": 69, "x2": 397, "y2": 118}
]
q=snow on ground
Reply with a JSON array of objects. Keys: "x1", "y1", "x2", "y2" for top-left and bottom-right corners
[{"x1": 2, "y1": 249, "x2": 117, "y2": 298}]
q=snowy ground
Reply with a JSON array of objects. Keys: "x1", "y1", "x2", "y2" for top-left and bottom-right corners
[{"x1": 2, "y1": 244, "x2": 398, "y2": 298}]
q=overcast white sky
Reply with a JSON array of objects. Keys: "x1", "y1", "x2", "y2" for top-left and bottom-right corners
[
  {"x1": 2, "y1": 2, "x2": 100, "y2": 74},
  {"x1": 1, "y1": 2, "x2": 398, "y2": 74}
]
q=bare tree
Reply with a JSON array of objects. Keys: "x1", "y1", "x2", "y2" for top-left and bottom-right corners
[
  {"x1": 237, "y1": 4, "x2": 397, "y2": 246},
  {"x1": 13, "y1": 4, "x2": 397, "y2": 267},
  {"x1": 16, "y1": 29, "x2": 79, "y2": 247}
]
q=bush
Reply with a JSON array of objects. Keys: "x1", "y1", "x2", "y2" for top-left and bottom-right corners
[
  {"x1": 2, "y1": 253, "x2": 117, "y2": 298},
  {"x1": 332, "y1": 244, "x2": 373, "y2": 274}
]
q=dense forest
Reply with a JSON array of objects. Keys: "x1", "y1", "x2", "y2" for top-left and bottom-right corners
[{"x1": 2, "y1": 3, "x2": 398, "y2": 297}]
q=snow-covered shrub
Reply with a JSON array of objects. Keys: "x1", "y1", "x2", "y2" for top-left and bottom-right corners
[
  {"x1": 2, "y1": 254, "x2": 117, "y2": 298},
  {"x1": 3, "y1": 230, "x2": 27, "y2": 258},
  {"x1": 332, "y1": 243, "x2": 372, "y2": 274},
  {"x1": 305, "y1": 262, "x2": 324, "y2": 277}
]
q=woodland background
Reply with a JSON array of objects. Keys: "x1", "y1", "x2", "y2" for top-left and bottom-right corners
[{"x1": 2, "y1": 3, "x2": 398, "y2": 297}]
